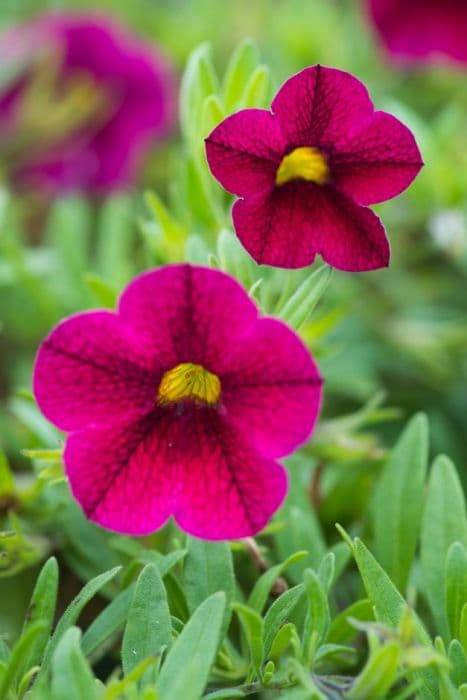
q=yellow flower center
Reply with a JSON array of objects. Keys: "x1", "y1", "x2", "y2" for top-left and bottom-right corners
[
  {"x1": 157, "y1": 363, "x2": 221, "y2": 407},
  {"x1": 276, "y1": 147, "x2": 329, "y2": 186}
]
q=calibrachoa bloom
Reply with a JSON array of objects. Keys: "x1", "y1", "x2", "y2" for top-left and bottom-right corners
[
  {"x1": 0, "y1": 12, "x2": 175, "y2": 193},
  {"x1": 366, "y1": 0, "x2": 467, "y2": 66},
  {"x1": 33, "y1": 265, "x2": 322, "y2": 539},
  {"x1": 205, "y1": 65, "x2": 423, "y2": 271}
]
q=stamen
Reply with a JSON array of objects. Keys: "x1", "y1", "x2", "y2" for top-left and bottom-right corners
[
  {"x1": 157, "y1": 362, "x2": 221, "y2": 407},
  {"x1": 276, "y1": 146, "x2": 329, "y2": 186}
]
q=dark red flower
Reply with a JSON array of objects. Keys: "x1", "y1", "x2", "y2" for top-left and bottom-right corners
[
  {"x1": 0, "y1": 12, "x2": 175, "y2": 193},
  {"x1": 205, "y1": 65, "x2": 423, "y2": 271},
  {"x1": 367, "y1": 0, "x2": 467, "y2": 66},
  {"x1": 33, "y1": 264, "x2": 322, "y2": 539}
]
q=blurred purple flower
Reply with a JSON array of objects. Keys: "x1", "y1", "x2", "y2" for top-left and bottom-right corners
[
  {"x1": 0, "y1": 12, "x2": 176, "y2": 193},
  {"x1": 366, "y1": 0, "x2": 467, "y2": 66}
]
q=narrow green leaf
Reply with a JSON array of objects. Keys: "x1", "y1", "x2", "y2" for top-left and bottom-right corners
[
  {"x1": 421, "y1": 456, "x2": 467, "y2": 641},
  {"x1": 122, "y1": 564, "x2": 171, "y2": 676},
  {"x1": 82, "y1": 584, "x2": 135, "y2": 657},
  {"x1": 349, "y1": 537, "x2": 438, "y2": 698},
  {"x1": 203, "y1": 690, "x2": 245, "y2": 699},
  {"x1": 373, "y1": 413, "x2": 428, "y2": 591},
  {"x1": 460, "y1": 603, "x2": 467, "y2": 654},
  {"x1": 16, "y1": 556, "x2": 58, "y2": 679},
  {"x1": 268, "y1": 622, "x2": 299, "y2": 663},
  {"x1": 222, "y1": 39, "x2": 258, "y2": 110},
  {"x1": 263, "y1": 584, "x2": 304, "y2": 660},
  {"x1": 183, "y1": 538, "x2": 234, "y2": 638},
  {"x1": 50, "y1": 628, "x2": 98, "y2": 700},
  {"x1": 41, "y1": 566, "x2": 121, "y2": 672},
  {"x1": 448, "y1": 640, "x2": 467, "y2": 689},
  {"x1": 303, "y1": 569, "x2": 330, "y2": 655},
  {"x1": 232, "y1": 603, "x2": 264, "y2": 678},
  {"x1": 241, "y1": 65, "x2": 270, "y2": 109},
  {"x1": 84, "y1": 273, "x2": 117, "y2": 308},
  {"x1": 327, "y1": 599, "x2": 374, "y2": 646},
  {"x1": 248, "y1": 550, "x2": 307, "y2": 614},
  {"x1": 0, "y1": 451, "x2": 14, "y2": 492},
  {"x1": 347, "y1": 641, "x2": 400, "y2": 699},
  {"x1": 156, "y1": 592, "x2": 226, "y2": 700},
  {"x1": 0, "y1": 622, "x2": 46, "y2": 700},
  {"x1": 180, "y1": 42, "x2": 218, "y2": 146},
  {"x1": 278, "y1": 265, "x2": 332, "y2": 329},
  {"x1": 445, "y1": 542, "x2": 467, "y2": 641}
]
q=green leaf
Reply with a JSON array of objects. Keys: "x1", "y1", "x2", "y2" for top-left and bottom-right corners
[
  {"x1": 278, "y1": 265, "x2": 332, "y2": 329},
  {"x1": 156, "y1": 592, "x2": 226, "y2": 700},
  {"x1": 248, "y1": 550, "x2": 307, "y2": 614},
  {"x1": 50, "y1": 628, "x2": 98, "y2": 700},
  {"x1": 445, "y1": 542, "x2": 467, "y2": 641},
  {"x1": 448, "y1": 640, "x2": 467, "y2": 689},
  {"x1": 41, "y1": 566, "x2": 121, "y2": 673},
  {"x1": 16, "y1": 556, "x2": 58, "y2": 679},
  {"x1": 180, "y1": 42, "x2": 218, "y2": 147},
  {"x1": 121, "y1": 564, "x2": 171, "y2": 677},
  {"x1": 81, "y1": 584, "x2": 135, "y2": 658},
  {"x1": 460, "y1": 603, "x2": 467, "y2": 655},
  {"x1": 84, "y1": 273, "x2": 117, "y2": 308},
  {"x1": 347, "y1": 641, "x2": 400, "y2": 699},
  {"x1": 183, "y1": 538, "x2": 234, "y2": 639},
  {"x1": 241, "y1": 65, "x2": 270, "y2": 109},
  {"x1": 347, "y1": 535, "x2": 438, "y2": 699},
  {"x1": 0, "y1": 622, "x2": 46, "y2": 700},
  {"x1": 302, "y1": 568, "x2": 330, "y2": 658},
  {"x1": 222, "y1": 39, "x2": 258, "y2": 110},
  {"x1": 232, "y1": 603, "x2": 264, "y2": 678},
  {"x1": 263, "y1": 585, "x2": 305, "y2": 660},
  {"x1": 421, "y1": 456, "x2": 467, "y2": 640},
  {"x1": 95, "y1": 195, "x2": 134, "y2": 286},
  {"x1": 373, "y1": 413, "x2": 429, "y2": 591},
  {"x1": 268, "y1": 622, "x2": 299, "y2": 663},
  {"x1": 0, "y1": 451, "x2": 14, "y2": 492},
  {"x1": 327, "y1": 599, "x2": 374, "y2": 646}
]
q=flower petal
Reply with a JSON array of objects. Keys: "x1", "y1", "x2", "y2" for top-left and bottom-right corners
[
  {"x1": 205, "y1": 109, "x2": 284, "y2": 196},
  {"x1": 221, "y1": 318, "x2": 322, "y2": 458},
  {"x1": 33, "y1": 311, "x2": 157, "y2": 431},
  {"x1": 232, "y1": 183, "x2": 389, "y2": 271},
  {"x1": 118, "y1": 264, "x2": 259, "y2": 374},
  {"x1": 64, "y1": 412, "x2": 175, "y2": 535},
  {"x1": 331, "y1": 111, "x2": 423, "y2": 205},
  {"x1": 271, "y1": 65, "x2": 374, "y2": 148},
  {"x1": 174, "y1": 411, "x2": 288, "y2": 539}
]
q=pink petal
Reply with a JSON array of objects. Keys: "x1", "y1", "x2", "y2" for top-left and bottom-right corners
[
  {"x1": 271, "y1": 65, "x2": 374, "y2": 149},
  {"x1": 331, "y1": 111, "x2": 423, "y2": 205},
  {"x1": 64, "y1": 412, "x2": 175, "y2": 535},
  {"x1": 367, "y1": 0, "x2": 467, "y2": 65},
  {"x1": 118, "y1": 264, "x2": 259, "y2": 374},
  {"x1": 33, "y1": 311, "x2": 157, "y2": 431},
  {"x1": 174, "y1": 411, "x2": 288, "y2": 539},
  {"x1": 221, "y1": 318, "x2": 322, "y2": 458},
  {"x1": 205, "y1": 109, "x2": 284, "y2": 197},
  {"x1": 233, "y1": 183, "x2": 389, "y2": 271}
]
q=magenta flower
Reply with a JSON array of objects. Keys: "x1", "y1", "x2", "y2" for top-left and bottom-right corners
[
  {"x1": 205, "y1": 65, "x2": 423, "y2": 271},
  {"x1": 366, "y1": 0, "x2": 467, "y2": 66},
  {"x1": 0, "y1": 12, "x2": 175, "y2": 193},
  {"x1": 33, "y1": 265, "x2": 322, "y2": 539}
]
